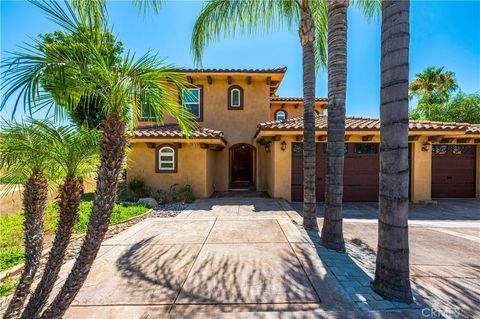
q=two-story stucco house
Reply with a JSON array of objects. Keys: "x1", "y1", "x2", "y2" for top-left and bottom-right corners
[{"x1": 127, "y1": 67, "x2": 480, "y2": 203}]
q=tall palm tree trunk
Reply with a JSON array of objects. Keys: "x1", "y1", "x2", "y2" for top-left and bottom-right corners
[
  {"x1": 372, "y1": 0, "x2": 413, "y2": 303},
  {"x1": 3, "y1": 171, "x2": 48, "y2": 319},
  {"x1": 300, "y1": 0, "x2": 318, "y2": 230},
  {"x1": 41, "y1": 112, "x2": 127, "y2": 319},
  {"x1": 321, "y1": 0, "x2": 348, "y2": 251},
  {"x1": 21, "y1": 175, "x2": 83, "y2": 319}
]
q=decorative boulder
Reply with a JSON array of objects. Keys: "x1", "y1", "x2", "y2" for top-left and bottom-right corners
[{"x1": 137, "y1": 197, "x2": 158, "y2": 208}]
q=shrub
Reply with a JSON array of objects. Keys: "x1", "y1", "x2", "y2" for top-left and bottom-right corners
[
  {"x1": 0, "y1": 277, "x2": 18, "y2": 297},
  {"x1": 0, "y1": 247, "x2": 25, "y2": 272},
  {"x1": 118, "y1": 178, "x2": 150, "y2": 202},
  {"x1": 155, "y1": 189, "x2": 174, "y2": 204},
  {"x1": 174, "y1": 186, "x2": 195, "y2": 203}
]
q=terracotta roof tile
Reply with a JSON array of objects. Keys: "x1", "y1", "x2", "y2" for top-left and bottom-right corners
[
  {"x1": 466, "y1": 125, "x2": 480, "y2": 134},
  {"x1": 133, "y1": 124, "x2": 226, "y2": 141},
  {"x1": 270, "y1": 97, "x2": 328, "y2": 102},
  {"x1": 257, "y1": 116, "x2": 475, "y2": 132},
  {"x1": 175, "y1": 67, "x2": 287, "y2": 74}
]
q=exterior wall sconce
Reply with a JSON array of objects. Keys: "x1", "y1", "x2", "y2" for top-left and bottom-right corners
[
  {"x1": 280, "y1": 141, "x2": 287, "y2": 151},
  {"x1": 422, "y1": 142, "x2": 431, "y2": 152},
  {"x1": 265, "y1": 144, "x2": 270, "y2": 152}
]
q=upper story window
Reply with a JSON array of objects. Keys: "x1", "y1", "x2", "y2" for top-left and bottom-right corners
[
  {"x1": 228, "y1": 85, "x2": 244, "y2": 110},
  {"x1": 275, "y1": 110, "x2": 286, "y2": 121},
  {"x1": 157, "y1": 145, "x2": 177, "y2": 172},
  {"x1": 140, "y1": 102, "x2": 155, "y2": 119},
  {"x1": 182, "y1": 86, "x2": 203, "y2": 121}
]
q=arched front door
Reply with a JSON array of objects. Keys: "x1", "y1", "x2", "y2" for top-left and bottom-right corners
[{"x1": 230, "y1": 144, "x2": 254, "y2": 185}]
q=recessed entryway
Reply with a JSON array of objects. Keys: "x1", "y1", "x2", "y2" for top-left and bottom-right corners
[{"x1": 230, "y1": 143, "x2": 255, "y2": 189}]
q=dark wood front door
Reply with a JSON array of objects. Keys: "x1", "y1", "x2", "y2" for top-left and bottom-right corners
[{"x1": 232, "y1": 145, "x2": 253, "y2": 182}]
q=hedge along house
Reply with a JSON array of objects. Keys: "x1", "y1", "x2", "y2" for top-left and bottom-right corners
[{"x1": 127, "y1": 67, "x2": 480, "y2": 202}]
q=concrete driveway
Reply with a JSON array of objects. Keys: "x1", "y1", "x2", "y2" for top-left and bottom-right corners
[
  {"x1": 60, "y1": 198, "x2": 426, "y2": 318},
  {"x1": 291, "y1": 199, "x2": 480, "y2": 317}
]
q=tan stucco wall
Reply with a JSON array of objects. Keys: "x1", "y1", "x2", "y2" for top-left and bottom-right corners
[
  {"x1": 262, "y1": 136, "x2": 295, "y2": 200},
  {"x1": 158, "y1": 76, "x2": 268, "y2": 191},
  {"x1": 127, "y1": 143, "x2": 211, "y2": 198},
  {"x1": 0, "y1": 176, "x2": 96, "y2": 217},
  {"x1": 206, "y1": 149, "x2": 216, "y2": 195},
  {"x1": 409, "y1": 137, "x2": 432, "y2": 203}
]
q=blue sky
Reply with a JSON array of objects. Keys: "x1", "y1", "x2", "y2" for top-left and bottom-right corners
[{"x1": 1, "y1": 0, "x2": 479, "y2": 120}]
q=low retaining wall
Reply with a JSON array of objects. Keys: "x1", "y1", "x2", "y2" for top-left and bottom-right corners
[{"x1": 0, "y1": 177, "x2": 96, "y2": 217}]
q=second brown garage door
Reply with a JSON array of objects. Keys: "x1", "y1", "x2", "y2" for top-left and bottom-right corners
[
  {"x1": 291, "y1": 143, "x2": 379, "y2": 202},
  {"x1": 432, "y1": 145, "x2": 476, "y2": 198}
]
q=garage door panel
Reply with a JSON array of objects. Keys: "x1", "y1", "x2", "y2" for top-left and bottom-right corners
[
  {"x1": 291, "y1": 143, "x2": 380, "y2": 202},
  {"x1": 431, "y1": 145, "x2": 476, "y2": 198}
]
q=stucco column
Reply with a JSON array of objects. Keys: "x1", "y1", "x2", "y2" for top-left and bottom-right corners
[
  {"x1": 410, "y1": 136, "x2": 432, "y2": 203},
  {"x1": 271, "y1": 137, "x2": 294, "y2": 201},
  {"x1": 476, "y1": 145, "x2": 480, "y2": 198}
]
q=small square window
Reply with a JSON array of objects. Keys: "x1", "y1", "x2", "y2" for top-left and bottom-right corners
[
  {"x1": 433, "y1": 145, "x2": 447, "y2": 155},
  {"x1": 354, "y1": 143, "x2": 378, "y2": 154}
]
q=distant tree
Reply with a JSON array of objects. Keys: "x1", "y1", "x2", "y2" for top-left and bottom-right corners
[
  {"x1": 443, "y1": 92, "x2": 480, "y2": 124},
  {"x1": 39, "y1": 27, "x2": 124, "y2": 129},
  {"x1": 409, "y1": 66, "x2": 457, "y2": 105},
  {"x1": 409, "y1": 67, "x2": 480, "y2": 123}
]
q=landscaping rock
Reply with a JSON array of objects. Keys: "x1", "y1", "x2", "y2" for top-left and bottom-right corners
[
  {"x1": 137, "y1": 197, "x2": 158, "y2": 208},
  {"x1": 152, "y1": 202, "x2": 189, "y2": 218}
]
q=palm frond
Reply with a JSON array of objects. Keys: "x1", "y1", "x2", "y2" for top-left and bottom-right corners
[
  {"x1": 191, "y1": 0, "x2": 300, "y2": 66},
  {"x1": 132, "y1": 0, "x2": 164, "y2": 16},
  {"x1": 352, "y1": 0, "x2": 381, "y2": 22}
]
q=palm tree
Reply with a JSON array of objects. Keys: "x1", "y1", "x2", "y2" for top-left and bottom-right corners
[
  {"x1": 321, "y1": 0, "x2": 380, "y2": 251},
  {"x1": 21, "y1": 123, "x2": 99, "y2": 319},
  {"x1": 409, "y1": 66, "x2": 458, "y2": 103},
  {"x1": 1, "y1": 1, "x2": 195, "y2": 318},
  {"x1": 0, "y1": 121, "x2": 55, "y2": 319},
  {"x1": 321, "y1": 0, "x2": 349, "y2": 251},
  {"x1": 372, "y1": 0, "x2": 413, "y2": 303},
  {"x1": 191, "y1": 0, "x2": 328, "y2": 230}
]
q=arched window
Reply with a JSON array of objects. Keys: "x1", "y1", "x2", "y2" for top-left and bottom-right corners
[
  {"x1": 275, "y1": 110, "x2": 287, "y2": 121},
  {"x1": 228, "y1": 85, "x2": 244, "y2": 109},
  {"x1": 157, "y1": 145, "x2": 177, "y2": 172}
]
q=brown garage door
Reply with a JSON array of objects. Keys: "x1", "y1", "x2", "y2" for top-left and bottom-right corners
[
  {"x1": 291, "y1": 143, "x2": 325, "y2": 201},
  {"x1": 291, "y1": 143, "x2": 379, "y2": 202},
  {"x1": 344, "y1": 143, "x2": 379, "y2": 201},
  {"x1": 432, "y1": 145, "x2": 476, "y2": 198}
]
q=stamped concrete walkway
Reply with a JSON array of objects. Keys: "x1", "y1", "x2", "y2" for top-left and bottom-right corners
[{"x1": 62, "y1": 198, "x2": 424, "y2": 318}]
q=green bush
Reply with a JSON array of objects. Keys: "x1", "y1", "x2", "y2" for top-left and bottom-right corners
[
  {"x1": 155, "y1": 189, "x2": 174, "y2": 204},
  {"x1": 0, "y1": 190, "x2": 150, "y2": 273},
  {"x1": 0, "y1": 277, "x2": 18, "y2": 297},
  {"x1": 118, "y1": 179, "x2": 150, "y2": 202},
  {"x1": 0, "y1": 212, "x2": 24, "y2": 250},
  {"x1": 174, "y1": 187, "x2": 195, "y2": 203},
  {"x1": 0, "y1": 247, "x2": 25, "y2": 272}
]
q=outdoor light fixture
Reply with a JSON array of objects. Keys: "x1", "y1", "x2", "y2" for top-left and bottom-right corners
[
  {"x1": 265, "y1": 144, "x2": 270, "y2": 152},
  {"x1": 280, "y1": 141, "x2": 287, "y2": 151},
  {"x1": 422, "y1": 142, "x2": 431, "y2": 152}
]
